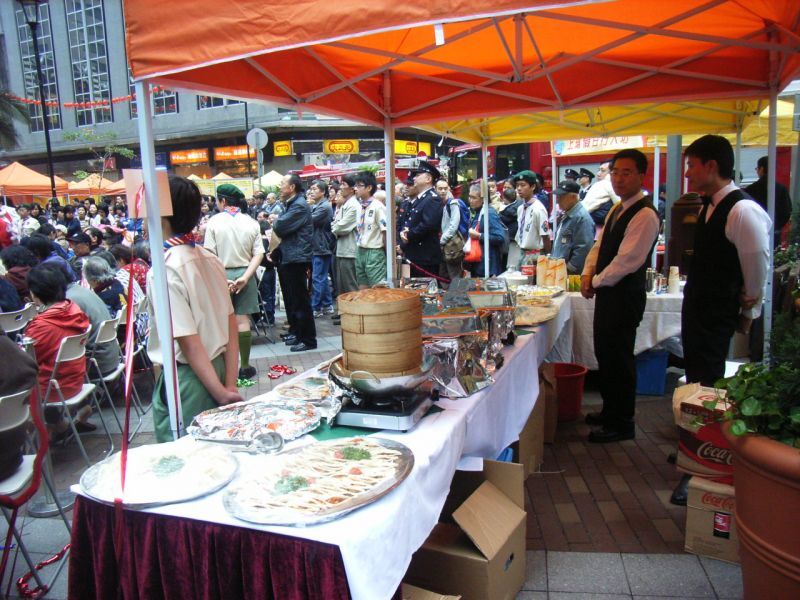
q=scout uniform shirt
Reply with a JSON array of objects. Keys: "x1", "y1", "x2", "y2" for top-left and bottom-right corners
[
  {"x1": 516, "y1": 198, "x2": 549, "y2": 251},
  {"x1": 203, "y1": 208, "x2": 263, "y2": 268},
  {"x1": 356, "y1": 197, "x2": 387, "y2": 249}
]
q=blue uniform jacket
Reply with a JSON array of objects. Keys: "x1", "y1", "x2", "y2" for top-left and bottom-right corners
[
  {"x1": 401, "y1": 187, "x2": 443, "y2": 265},
  {"x1": 551, "y1": 201, "x2": 595, "y2": 274}
]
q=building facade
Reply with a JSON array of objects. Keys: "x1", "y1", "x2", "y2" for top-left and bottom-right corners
[{"x1": 0, "y1": 0, "x2": 440, "y2": 183}]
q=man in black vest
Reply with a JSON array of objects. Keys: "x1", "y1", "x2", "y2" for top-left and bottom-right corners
[
  {"x1": 682, "y1": 135, "x2": 770, "y2": 386},
  {"x1": 670, "y1": 135, "x2": 771, "y2": 505},
  {"x1": 580, "y1": 149, "x2": 660, "y2": 443}
]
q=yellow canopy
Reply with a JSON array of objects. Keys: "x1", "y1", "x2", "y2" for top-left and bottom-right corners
[
  {"x1": 211, "y1": 172, "x2": 232, "y2": 180},
  {"x1": 423, "y1": 99, "x2": 797, "y2": 146},
  {"x1": 254, "y1": 170, "x2": 283, "y2": 188}
]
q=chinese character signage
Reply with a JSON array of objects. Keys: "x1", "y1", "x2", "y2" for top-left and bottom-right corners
[
  {"x1": 214, "y1": 145, "x2": 254, "y2": 161},
  {"x1": 170, "y1": 148, "x2": 209, "y2": 165},
  {"x1": 551, "y1": 136, "x2": 647, "y2": 156},
  {"x1": 323, "y1": 139, "x2": 359, "y2": 154}
]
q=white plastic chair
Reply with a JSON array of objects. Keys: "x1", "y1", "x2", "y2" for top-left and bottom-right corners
[
  {"x1": 87, "y1": 312, "x2": 145, "y2": 440},
  {"x1": 0, "y1": 387, "x2": 71, "y2": 595},
  {"x1": 0, "y1": 303, "x2": 37, "y2": 339},
  {"x1": 119, "y1": 299, "x2": 155, "y2": 388},
  {"x1": 43, "y1": 327, "x2": 113, "y2": 467}
]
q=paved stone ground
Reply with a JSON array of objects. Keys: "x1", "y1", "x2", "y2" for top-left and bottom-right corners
[{"x1": 1, "y1": 313, "x2": 743, "y2": 599}]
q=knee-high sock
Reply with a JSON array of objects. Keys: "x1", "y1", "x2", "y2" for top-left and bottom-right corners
[{"x1": 239, "y1": 331, "x2": 252, "y2": 368}]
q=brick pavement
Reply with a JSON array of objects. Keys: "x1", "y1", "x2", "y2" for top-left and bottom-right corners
[{"x1": 525, "y1": 371, "x2": 688, "y2": 554}]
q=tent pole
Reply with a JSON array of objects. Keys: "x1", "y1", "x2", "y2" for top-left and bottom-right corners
[
  {"x1": 134, "y1": 80, "x2": 182, "y2": 440},
  {"x1": 734, "y1": 126, "x2": 743, "y2": 185},
  {"x1": 383, "y1": 72, "x2": 396, "y2": 286},
  {"x1": 652, "y1": 144, "x2": 660, "y2": 269},
  {"x1": 791, "y1": 129, "x2": 800, "y2": 216},
  {"x1": 550, "y1": 153, "x2": 558, "y2": 224},
  {"x1": 763, "y1": 86, "x2": 778, "y2": 362},
  {"x1": 481, "y1": 137, "x2": 490, "y2": 277},
  {"x1": 665, "y1": 135, "x2": 682, "y2": 274}
]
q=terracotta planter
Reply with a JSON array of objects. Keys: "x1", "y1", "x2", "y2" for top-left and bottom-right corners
[{"x1": 723, "y1": 424, "x2": 800, "y2": 599}]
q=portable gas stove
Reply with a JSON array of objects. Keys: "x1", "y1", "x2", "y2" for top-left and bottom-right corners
[{"x1": 335, "y1": 390, "x2": 436, "y2": 431}]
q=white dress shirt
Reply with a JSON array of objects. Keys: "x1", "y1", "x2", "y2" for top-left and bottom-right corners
[
  {"x1": 582, "y1": 191, "x2": 660, "y2": 289},
  {"x1": 706, "y1": 181, "x2": 771, "y2": 319},
  {"x1": 581, "y1": 178, "x2": 620, "y2": 214}
]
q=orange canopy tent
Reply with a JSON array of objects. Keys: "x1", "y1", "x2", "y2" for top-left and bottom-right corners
[
  {"x1": 68, "y1": 173, "x2": 116, "y2": 195},
  {"x1": 125, "y1": 0, "x2": 800, "y2": 127},
  {"x1": 0, "y1": 161, "x2": 69, "y2": 197},
  {"x1": 123, "y1": 0, "x2": 800, "y2": 441},
  {"x1": 104, "y1": 178, "x2": 127, "y2": 195}
]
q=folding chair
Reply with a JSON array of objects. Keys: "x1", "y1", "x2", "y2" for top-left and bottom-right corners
[
  {"x1": 0, "y1": 387, "x2": 71, "y2": 598},
  {"x1": 0, "y1": 303, "x2": 37, "y2": 341},
  {"x1": 87, "y1": 312, "x2": 145, "y2": 441},
  {"x1": 43, "y1": 327, "x2": 113, "y2": 467},
  {"x1": 119, "y1": 298, "x2": 155, "y2": 387},
  {"x1": 251, "y1": 273, "x2": 276, "y2": 343}
]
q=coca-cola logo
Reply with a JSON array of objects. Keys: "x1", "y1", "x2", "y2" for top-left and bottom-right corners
[
  {"x1": 697, "y1": 442, "x2": 733, "y2": 465},
  {"x1": 701, "y1": 492, "x2": 735, "y2": 511}
]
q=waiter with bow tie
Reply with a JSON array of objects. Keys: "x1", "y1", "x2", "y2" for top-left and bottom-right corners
[
  {"x1": 670, "y1": 135, "x2": 771, "y2": 506},
  {"x1": 681, "y1": 134, "x2": 771, "y2": 388}
]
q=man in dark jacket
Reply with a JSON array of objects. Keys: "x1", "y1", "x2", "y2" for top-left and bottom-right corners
[
  {"x1": 308, "y1": 179, "x2": 336, "y2": 317},
  {"x1": 400, "y1": 161, "x2": 444, "y2": 278},
  {"x1": 273, "y1": 174, "x2": 317, "y2": 352},
  {"x1": 744, "y1": 155, "x2": 792, "y2": 248}
]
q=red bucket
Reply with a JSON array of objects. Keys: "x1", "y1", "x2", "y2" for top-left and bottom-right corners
[{"x1": 554, "y1": 362, "x2": 588, "y2": 422}]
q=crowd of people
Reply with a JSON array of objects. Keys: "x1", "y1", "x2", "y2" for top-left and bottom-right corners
[{"x1": 1, "y1": 138, "x2": 791, "y2": 447}]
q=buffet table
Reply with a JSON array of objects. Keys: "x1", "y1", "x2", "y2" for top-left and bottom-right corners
[
  {"x1": 69, "y1": 299, "x2": 572, "y2": 600},
  {"x1": 567, "y1": 291, "x2": 683, "y2": 370}
]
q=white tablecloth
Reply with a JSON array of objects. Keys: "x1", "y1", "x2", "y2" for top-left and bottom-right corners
[
  {"x1": 72, "y1": 306, "x2": 572, "y2": 600},
  {"x1": 568, "y1": 292, "x2": 683, "y2": 370}
]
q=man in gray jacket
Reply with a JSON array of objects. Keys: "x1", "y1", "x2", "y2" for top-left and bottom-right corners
[
  {"x1": 331, "y1": 174, "x2": 359, "y2": 324},
  {"x1": 436, "y1": 178, "x2": 464, "y2": 285},
  {"x1": 273, "y1": 174, "x2": 317, "y2": 352}
]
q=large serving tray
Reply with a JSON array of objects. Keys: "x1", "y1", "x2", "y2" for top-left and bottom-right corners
[
  {"x1": 223, "y1": 437, "x2": 414, "y2": 526},
  {"x1": 79, "y1": 440, "x2": 239, "y2": 508}
]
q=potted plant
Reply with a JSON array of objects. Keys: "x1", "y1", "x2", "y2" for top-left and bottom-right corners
[{"x1": 712, "y1": 313, "x2": 800, "y2": 599}]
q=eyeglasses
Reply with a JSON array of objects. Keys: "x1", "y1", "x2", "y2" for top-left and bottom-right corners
[{"x1": 355, "y1": 183, "x2": 366, "y2": 188}]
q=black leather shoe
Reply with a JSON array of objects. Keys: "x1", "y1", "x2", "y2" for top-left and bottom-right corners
[
  {"x1": 279, "y1": 332, "x2": 295, "y2": 340},
  {"x1": 670, "y1": 473, "x2": 691, "y2": 506},
  {"x1": 290, "y1": 342, "x2": 317, "y2": 352},
  {"x1": 588, "y1": 426, "x2": 635, "y2": 443},
  {"x1": 238, "y1": 366, "x2": 257, "y2": 380},
  {"x1": 584, "y1": 411, "x2": 606, "y2": 426},
  {"x1": 283, "y1": 336, "x2": 299, "y2": 346}
]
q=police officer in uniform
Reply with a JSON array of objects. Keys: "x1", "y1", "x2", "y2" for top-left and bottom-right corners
[
  {"x1": 400, "y1": 161, "x2": 444, "y2": 278},
  {"x1": 578, "y1": 168, "x2": 595, "y2": 200},
  {"x1": 564, "y1": 168, "x2": 580, "y2": 181}
]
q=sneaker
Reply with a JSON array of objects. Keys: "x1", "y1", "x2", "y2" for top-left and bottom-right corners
[
  {"x1": 323, "y1": 306, "x2": 335, "y2": 315},
  {"x1": 313, "y1": 310, "x2": 324, "y2": 318},
  {"x1": 238, "y1": 366, "x2": 257, "y2": 380}
]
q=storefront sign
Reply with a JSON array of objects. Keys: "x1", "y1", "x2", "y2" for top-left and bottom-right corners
[
  {"x1": 323, "y1": 139, "x2": 359, "y2": 154},
  {"x1": 551, "y1": 136, "x2": 647, "y2": 156},
  {"x1": 195, "y1": 180, "x2": 216, "y2": 197},
  {"x1": 394, "y1": 140, "x2": 420, "y2": 155},
  {"x1": 274, "y1": 141, "x2": 292, "y2": 157},
  {"x1": 170, "y1": 148, "x2": 209, "y2": 165},
  {"x1": 214, "y1": 145, "x2": 254, "y2": 161},
  {"x1": 217, "y1": 178, "x2": 255, "y2": 198}
]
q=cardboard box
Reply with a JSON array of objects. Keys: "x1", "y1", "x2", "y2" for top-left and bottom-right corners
[
  {"x1": 514, "y1": 389, "x2": 545, "y2": 476},
  {"x1": 685, "y1": 476, "x2": 739, "y2": 564},
  {"x1": 406, "y1": 461, "x2": 526, "y2": 600},
  {"x1": 403, "y1": 583, "x2": 461, "y2": 600},
  {"x1": 672, "y1": 383, "x2": 733, "y2": 485},
  {"x1": 540, "y1": 364, "x2": 558, "y2": 444}
]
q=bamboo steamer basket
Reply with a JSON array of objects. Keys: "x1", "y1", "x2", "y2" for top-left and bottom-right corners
[{"x1": 338, "y1": 288, "x2": 422, "y2": 375}]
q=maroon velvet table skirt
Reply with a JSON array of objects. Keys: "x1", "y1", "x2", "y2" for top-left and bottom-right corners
[{"x1": 69, "y1": 495, "x2": 402, "y2": 600}]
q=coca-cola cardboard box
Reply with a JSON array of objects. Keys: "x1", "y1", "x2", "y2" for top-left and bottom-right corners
[
  {"x1": 672, "y1": 383, "x2": 733, "y2": 485},
  {"x1": 685, "y1": 476, "x2": 739, "y2": 564}
]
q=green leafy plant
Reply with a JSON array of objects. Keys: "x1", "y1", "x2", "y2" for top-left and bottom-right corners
[
  {"x1": 774, "y1": 243, "x2": 798, "y2": 268},
  {"x1": 709, "y1": 314, "x2": 800, "y2": 447},
  {"x1": 63, "y1": 129, "x2": 135, "y2": 182}
]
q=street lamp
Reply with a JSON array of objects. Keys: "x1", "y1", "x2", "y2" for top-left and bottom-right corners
[{"x1": 19, "y1": 0, "x2": 57, "y2": 200}]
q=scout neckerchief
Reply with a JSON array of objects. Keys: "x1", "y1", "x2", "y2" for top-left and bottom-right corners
[
  {"x1": 163, "y1": 233, "x2": 196, "y2": 249},
  {"x1": 356, "y1": 197, "x2": 372, "y2": 243},
  {"x1": 223, "y1": 206, "x2": 240, "y2": 216}
]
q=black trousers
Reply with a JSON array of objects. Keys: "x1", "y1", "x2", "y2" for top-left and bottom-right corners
[
  {"x1": 681, "y1": 294, "x2": 738, "y2": 387},
  {"x1": 593, "y1": 286, "x2": 646, "y2": 430},
  {"x1": 277, "y1": 262, "x2": 317, "y2": 346}
]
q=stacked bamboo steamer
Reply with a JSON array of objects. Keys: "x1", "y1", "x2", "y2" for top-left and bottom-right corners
[{"x1": 338, "y1": 288, "x2": 422, "y2": 377}]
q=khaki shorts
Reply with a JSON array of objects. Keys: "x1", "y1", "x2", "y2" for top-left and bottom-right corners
[{"x1": 226, "y1": 267, "x2": 260, "y2": 315}]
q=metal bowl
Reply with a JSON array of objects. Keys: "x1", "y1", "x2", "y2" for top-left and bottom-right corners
[{"x1": 329, "y1": 357, "x2": 434, "y2": 397}]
